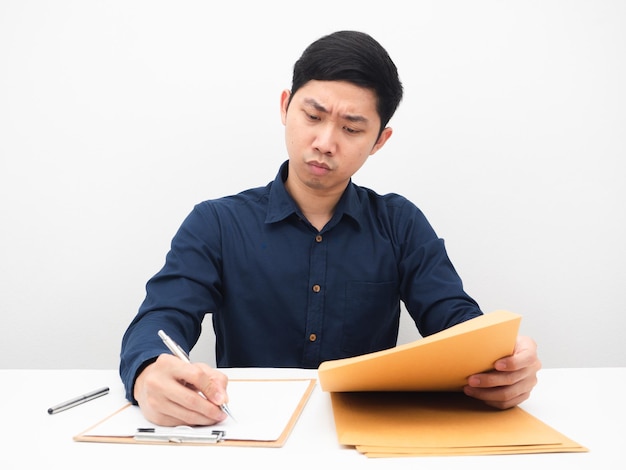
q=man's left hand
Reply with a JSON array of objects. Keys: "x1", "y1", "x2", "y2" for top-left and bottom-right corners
[{"x1": 463, "y1": 335, "x2": 542, "y2": 409}]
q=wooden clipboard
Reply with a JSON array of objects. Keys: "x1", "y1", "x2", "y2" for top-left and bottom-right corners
[{"x1": 74, "y1": 378, "x2": 316, "y2": 447}]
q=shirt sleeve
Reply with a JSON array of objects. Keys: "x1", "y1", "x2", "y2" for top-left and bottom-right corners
[
  {"x1": 393, "y1": 198, "x2": 483, "y2": 336},
  {"x1": 119, "y1": 203, "x2": 222, "y2": 403}
]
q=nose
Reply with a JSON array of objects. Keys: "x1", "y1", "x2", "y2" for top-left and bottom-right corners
[{"x1": 313, "y1": 124, "x2": 338, "y2": 156}]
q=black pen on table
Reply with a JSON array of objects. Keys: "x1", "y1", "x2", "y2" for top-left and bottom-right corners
[
  {"x1": 47, "y1": 386, "x2": 109, "y2": 415},
  {"x1": 158, "y1": 329, "x2": 236, "y2": 421}
]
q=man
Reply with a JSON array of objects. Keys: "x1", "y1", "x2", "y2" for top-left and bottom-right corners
[{"x1": 120, "y1": 30, "x2": 541, "y2": 426}]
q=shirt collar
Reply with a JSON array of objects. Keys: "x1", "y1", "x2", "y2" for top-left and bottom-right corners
[{"x1": 265, "y1": 161, "x2": 362, "y2": 230}]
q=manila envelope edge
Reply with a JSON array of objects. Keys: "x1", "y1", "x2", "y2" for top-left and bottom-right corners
[
  {"x1": 358, "y1": 437, "x2": 589, "y2": 457},
  {"x1": 318, "y1": 310, "x2": 521, "y2": 392},
  {"x1": 73, "y1": 378, "x2": 316, "y2": 448},
  {"x1": 355, "y1": 429, "x2": 588, "y2": 456},
  {"x1": 359, "y1": 441, "x2": 589, "y2": 458}
]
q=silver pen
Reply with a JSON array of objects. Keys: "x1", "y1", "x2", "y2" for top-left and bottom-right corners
[
  {"x1": 158, "y1": 329, "x2": 236, "y2": 421},
  {"x1": 47, "y1": 386, "x2": 109, "y2": 414}
]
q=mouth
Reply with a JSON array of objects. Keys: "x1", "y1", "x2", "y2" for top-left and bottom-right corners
[{"x1": 306, "y1": 160, "x2": 331, "y2": 177}]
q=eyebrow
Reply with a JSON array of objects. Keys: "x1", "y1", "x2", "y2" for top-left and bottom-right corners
[{"x1": 303, "y1": 98, "x2": 369, "y2": 124}]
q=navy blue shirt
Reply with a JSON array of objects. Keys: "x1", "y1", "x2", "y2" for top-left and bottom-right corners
[{"x1": 120, "y1": 161, "x2": 482, "y2": 402}]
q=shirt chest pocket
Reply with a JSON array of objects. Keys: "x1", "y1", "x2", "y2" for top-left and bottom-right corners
[{"x1": 341, "y1": 281, "x2": 400, "y2": 356}]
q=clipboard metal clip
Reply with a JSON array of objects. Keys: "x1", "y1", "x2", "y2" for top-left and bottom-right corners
[{"x1": 135, "y1": 426, "x2": 226, "y2": 444}]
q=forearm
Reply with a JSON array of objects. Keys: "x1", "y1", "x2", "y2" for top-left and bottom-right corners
[{"x1": 119, "y1": 309, "x2": 203, "y2": 403}]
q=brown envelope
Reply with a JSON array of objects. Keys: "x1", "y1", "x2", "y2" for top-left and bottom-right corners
[
  {"x1": 318, "y1": 310, "x2": 588, "y2": 457},
  {"x1": 318, "y1": 310, "x2": 521, "y2": 392},
  {"x1": 330, "y1": 391, "x2": 588, "y2": 457}
]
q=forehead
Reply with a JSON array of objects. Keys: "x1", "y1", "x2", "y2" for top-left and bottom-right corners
[{"x1": 293, "y1": 80, "x2": 379, "y2": 119}]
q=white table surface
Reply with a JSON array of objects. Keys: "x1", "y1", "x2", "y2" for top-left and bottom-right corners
[{"x1": 1, "y1": 367, "x2": 624, "y2": 469}]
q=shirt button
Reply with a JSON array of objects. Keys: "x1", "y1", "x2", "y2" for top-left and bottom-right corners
[
  {"x1": 312, "y1": 284, "x2": 321, "y2": 293},
  {"x1": 309, "y1": 333, "x2": 317, "y2": 342},
  {"x1": 315, "y1": 234, "x2": 323, "y2": 242}
]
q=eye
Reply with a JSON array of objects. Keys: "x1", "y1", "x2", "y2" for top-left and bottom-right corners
[
  {"x1": 305, "y1": 112, "x2": 320, "y2": 122},
  {"x1": 344, "y1": 126, "x2": 361, "y2": 134}
]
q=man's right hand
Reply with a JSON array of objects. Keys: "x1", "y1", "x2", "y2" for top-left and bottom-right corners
[{"x1": 133, "y1": 353, "x2": 230, "y2": 426}]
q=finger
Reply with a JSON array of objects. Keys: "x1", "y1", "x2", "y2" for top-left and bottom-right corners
[
  {"x1": 146, "y1": 396, "x2": 223, "y2": 427},
  {"x1": 170, "y1": 391, "x2": 226, "y2": 425},
  {"x1": 172, "y1": 365, "x2": 230, "y2": 422},
  {"x1": 136, "y1": 378, "x2": 212, "y2": 427},
  {"x1": 194, "y1": 364, "x2": 230, "y2": 407},
  {"x1": 472, "y1": 389, "x2": 531, "y2": 410},
  {"x1": 154, "y1": 379, "x2": 226, "y2": 425},
  {"x1": 497, "y1": 336, "x2": 539, "y2": 371},
  {"x1": 465, "y1": 373, "x2": 538, "y2": 409},
  {"x1": 142, "y1": 356, "x2": 227, "y2": 425},
  {"x1": 174, "y1": 371, "x2": 229, "y2": 418},
  {"x1": 468, "y1": 368, "x2": 526, "y2": 388},
  {"x1": 464, "y1": 377, "x2": 533, "y2": 409}
]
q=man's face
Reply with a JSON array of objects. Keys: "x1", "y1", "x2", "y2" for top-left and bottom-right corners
[{"x1": 280, "y1": 80, "x2": 392, "y2": 197}]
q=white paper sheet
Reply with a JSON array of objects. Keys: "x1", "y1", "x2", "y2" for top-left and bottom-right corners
[{"x1": 84, "y1": 379, "x2": 314, "y2": 441}]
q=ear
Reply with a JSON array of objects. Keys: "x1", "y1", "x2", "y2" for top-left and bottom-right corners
[
  {"x1": 280, "y1": 89, "x2": 291, "y2": 125},
  {"x1": 370, "y1": 127, "x2": 393, "y2": 155}
]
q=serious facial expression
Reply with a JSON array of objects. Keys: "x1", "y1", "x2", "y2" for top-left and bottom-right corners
[{"x1": 280, "y1": 80, "x2": 392, "y2": 196}]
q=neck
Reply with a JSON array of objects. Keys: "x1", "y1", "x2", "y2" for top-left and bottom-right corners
[{"x1": 284, "y1": 176, "x2": 345, "y2": 232}]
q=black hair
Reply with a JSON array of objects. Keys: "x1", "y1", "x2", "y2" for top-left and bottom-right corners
[{"x1": 290, "y1": 30, "x2": 403, "y2": 134}]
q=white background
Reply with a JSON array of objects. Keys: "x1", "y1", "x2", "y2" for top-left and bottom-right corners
[{"x1": 1, "y1": 0, "x2": 624, "y2": 369}]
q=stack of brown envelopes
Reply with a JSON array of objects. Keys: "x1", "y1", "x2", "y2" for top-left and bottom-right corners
[{"x1": 318, "y1": 311, "x2": 588, "y2": 457}]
